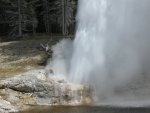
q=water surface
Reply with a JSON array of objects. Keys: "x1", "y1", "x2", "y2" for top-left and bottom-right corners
[{"x1": 18, "y1": 106, "x2": 150, "y2": 113}]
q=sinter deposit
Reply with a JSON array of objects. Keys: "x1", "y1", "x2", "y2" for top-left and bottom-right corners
[{"x1": 0, "y1": 70, "x2": 91, "y2": 112}]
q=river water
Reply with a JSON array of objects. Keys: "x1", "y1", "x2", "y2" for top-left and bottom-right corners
[{"x1": 18, "y1": 106, "x2": 150, "y2": 113}]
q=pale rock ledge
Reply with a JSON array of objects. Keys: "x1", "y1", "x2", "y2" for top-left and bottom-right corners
[{"x1": 0, "y1": 69, "x2": 92, "y2": 112}]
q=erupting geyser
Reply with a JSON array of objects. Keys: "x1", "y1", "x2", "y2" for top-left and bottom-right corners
[{"x1": 47, "y1": 0, "x2": 150, "y2": 105}]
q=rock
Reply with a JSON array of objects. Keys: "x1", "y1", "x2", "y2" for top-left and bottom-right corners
[
  {"x1": 0, "y1": 99, "x2": 18, "y2": 113},
  {"x1": 0, "y1": 69, "x2": 92, "y2": 112}
]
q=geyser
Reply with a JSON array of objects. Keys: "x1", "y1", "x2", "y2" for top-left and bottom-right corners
[{"x1": 47, "y1": 0, "x2": 150, "y2": 104}]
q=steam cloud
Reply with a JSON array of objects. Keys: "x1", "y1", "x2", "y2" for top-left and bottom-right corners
[{"x1": 47, "y1": 0, "x2": 150, "y2": 103}]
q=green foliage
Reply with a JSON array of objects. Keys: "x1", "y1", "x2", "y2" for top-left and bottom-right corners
[
  {"x1": 26, "y1": 0, "x2": 39, "y2": 34},
  {"x1": 40, "y1": 0, "x2": 55, "y2": 34},
  {"x1": 3, "y1": 0, "x2": 39, "y2": 37},
  {"x1": 0, "y1": 0, "x2": 77, "y2": 38},
  {"x1": 0, "y1": 0, "x2": 10, "y2": 23},
  {"x1": 55, "y1": 0, "x2": 76, "y2": 35}
]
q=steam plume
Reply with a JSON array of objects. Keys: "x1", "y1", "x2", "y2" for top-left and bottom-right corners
[{"x1": 47, "y1": 0, "x2": 150, "y2": 103}]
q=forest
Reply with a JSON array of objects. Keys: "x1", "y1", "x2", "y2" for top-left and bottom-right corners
[{"x1": 0, "y1": 0, "x2": 77, "y2": 40}]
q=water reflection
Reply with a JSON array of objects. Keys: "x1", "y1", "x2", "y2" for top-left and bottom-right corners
[{"x1": 17, "y1": 106, "x2": 150, "y2": 113}]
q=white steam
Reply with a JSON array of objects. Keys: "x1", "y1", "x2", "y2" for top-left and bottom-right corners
[
  {"x1": 47, "y1": 0, "x2": 150, "y2": 103},
  {"x1": 45, "y1": 39, "x2": 73, "y2": 79}
]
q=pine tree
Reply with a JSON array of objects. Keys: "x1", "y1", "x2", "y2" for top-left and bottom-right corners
[
  {"x1": 55, "y1": 0, "x2": 76, "y2": 36},
  {"x1": 26, "y1": 0, "x2": 39, "y2": 35},
  {"x1": 5, "y1": 0, "x2": 39, "y2": 37},
  {"x1": 41, "y1": 0, "x2": 55, "y2": 34},
  {"x1": 0, "y1": 0, "x2": 11, "y2": 24}
]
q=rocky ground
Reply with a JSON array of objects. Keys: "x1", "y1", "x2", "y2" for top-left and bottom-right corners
[
  {"x1": 0, "y1": 40, "x2": 47, "y2": 112},
  {"x1": 0, "y1": 39, "x2": 91, "y2": 113},
  {"x1": 0, "y1": 69, "x2": 91, "y2": 113},
  {"x1": 0, "y1": 39, "x2": 53, "y2": 78}
]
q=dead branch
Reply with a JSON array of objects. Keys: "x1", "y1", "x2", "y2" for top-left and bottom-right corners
[{"x1": 40, "y1": 42, "x2": 52, "y2": 55}]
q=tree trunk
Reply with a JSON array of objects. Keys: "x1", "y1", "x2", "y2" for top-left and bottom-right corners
[
  {"x1": 45, "y1": 0, "x2": 50, "y2": 34},
  {"x1": 18, "y1": 0, "x2": 22, "y2": 37},
  {"x1": 62, "y1": 0, "x2": 68, "y2": 37},
  {"x1": 64, "y1": 0, "x2": 67, "y2": 35},
  {"x1": 32, "y1": 23, "x2": 36, "y2": 36},
  {"x1": 62, "y1": 0, "x2": 65, "y2": 37}
]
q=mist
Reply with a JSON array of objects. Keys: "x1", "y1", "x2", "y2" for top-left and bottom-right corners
[{"x1": 47, "y1": 0, "x2": 150, "y2": 103}]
